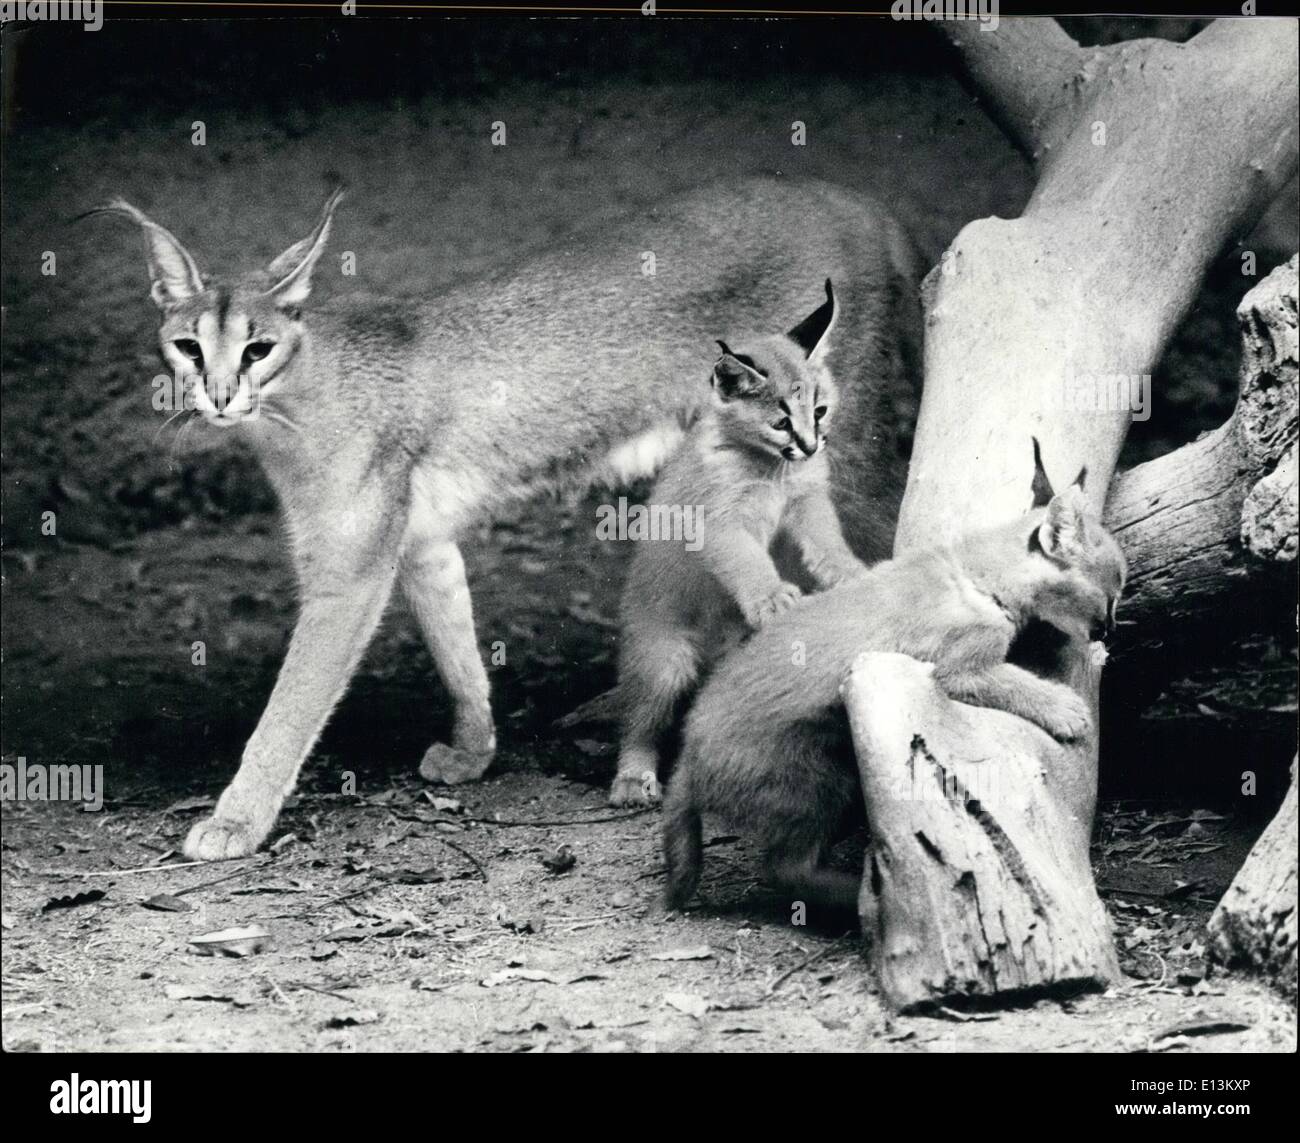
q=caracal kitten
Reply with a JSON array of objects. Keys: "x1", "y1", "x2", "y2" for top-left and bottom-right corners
[{"x1": 611, "y1": 281, "x2": 867, "y2": 806}]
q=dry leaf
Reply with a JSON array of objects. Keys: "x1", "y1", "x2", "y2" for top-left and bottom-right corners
[
  {"x1": 164, "y1": 984, "x2": 248, "y2": 1006},
  {"x1": 664, "y1": 992, "x2": 710, "y2": 1018},
  {"x1": 42, "y1": 890, "x2": 106, "y2": 913},
  {"x1": 164, "y1": 796, "x2": 216, "y2": 815},
  {"x1": 141, "y1": 894, "x2": 191, "y2": 913},
  {"x1": 651, "y1": 946, "x2": 713, "y2": 961},
  {"x1": 481, "y1": 968, "x2": 561, "y2": 988},
  {"x1": 323, "y1": 1009, "x2": 380, "y2": 1028},
  {"x1": 541, "y1": 845, "x2": 576, "y2": 875},
  {"x1": 189, "y1": 925, "x2": 271, "y2": 957}
]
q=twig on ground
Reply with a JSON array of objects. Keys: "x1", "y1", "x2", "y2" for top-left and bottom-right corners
[
  {"x1": 765, "y1": 934, "x2": 850, "y2": 996},
  {"x1": 427, "y1": 834, "x2": 489, "y2": 882}
]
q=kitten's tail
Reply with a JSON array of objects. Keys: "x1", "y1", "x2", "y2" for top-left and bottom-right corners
[{"x1": 663, "y1": 773, "x2": 703, "y2": 910}]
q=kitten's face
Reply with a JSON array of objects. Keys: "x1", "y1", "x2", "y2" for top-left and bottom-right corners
[
  {"x1": 711, "y1": 337, "x2": 835, "y2": 462},
  {"x1": 710, "y1": 279, "x2": 839, "y2": 463},
  {"x1": 1026, "y1": 486, "x2": 1128, "y2": 643}
]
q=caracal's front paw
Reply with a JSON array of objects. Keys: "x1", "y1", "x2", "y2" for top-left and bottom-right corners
[
  {"x1": 183, "y1": 814, "x2": 267, "y2": 861},
  {"x1": 1033, "y1": 687, "x2": 1093, "y2": 742},
  {"x1": 419, "y1": 742, "x2": 495, "y2": 785},
  {"x1": 609, "y1": 769, "x2": 662, "y2": 807},
  {"x1": 750, "y1": 582, "x2": 803, "y2": 628}
]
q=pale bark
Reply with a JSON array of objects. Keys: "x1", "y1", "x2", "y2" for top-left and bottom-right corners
[{"x1": 1104, "y1": 256, "x2": 1298, "y2": 663}]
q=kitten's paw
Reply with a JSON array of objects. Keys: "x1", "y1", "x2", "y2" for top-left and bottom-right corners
[
  {"x1": 1035, "y1": 689, "x2": 1093, "y2": 742},
  {"x1": 419, "y1": 742, "x2": 495, "y2": 785},
  {"x1": 183, "y1": 815, "x2": 266, "y2": 861},
  {"x1": 609, "y1": 770, "x2": 662, "y2": 807},
  {"x1": 751, "y1": 583, "x2": 803, "y2": 627}
]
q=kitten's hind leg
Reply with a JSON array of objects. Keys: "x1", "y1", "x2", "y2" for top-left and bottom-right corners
[
  {"x1": 611, "y1": 627, "x2": 699, "y2": 806},
  {"x1": 400, "y1": 524, "x2": 496, "y2": 785}
]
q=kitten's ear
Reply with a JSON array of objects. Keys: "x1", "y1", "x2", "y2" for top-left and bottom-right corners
[
  {"x1": 787, "y1": 278, "x2": 837, "y2": 360},
  {"x1": 1034, "y1": 483, "x2": 1089, "y2": 560},
  {"x1": 1030, "y1": 436, "x2": 1056, "y2": 509},
  {"x1": 712, "y1": 342, "x2": 761, "y2": 400},
  {"x1": 80, "y1": 199, "x2": 204, "y2": 309},
  {"x1": 264, "y1": 186, "x2": 344, "y2": 310},
  {"x1": 1073, "y1": 465, "x2": 1088, "y2": 491}
]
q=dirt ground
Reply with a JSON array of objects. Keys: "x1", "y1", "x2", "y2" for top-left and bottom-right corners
[
  {"x1": 2, "y1": 499, "x2": 1295, "y2": 1053},
  {"x1": 2, "y1": 20, "x2": 1296, "y2": 1052}
]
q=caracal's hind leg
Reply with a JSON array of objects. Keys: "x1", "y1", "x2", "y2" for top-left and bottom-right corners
[{"x1": 611, "y1": 626, "x2": 699, "y2": 806}]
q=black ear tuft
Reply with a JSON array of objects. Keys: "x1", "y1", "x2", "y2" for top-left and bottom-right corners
[
  {"x1": 1030, "y1": 436, "x2": 1055, "y2": 509},
  {"x1": 787, "y1": 279, "x2": 836, "y2": 358},
  {"x1": 1073, "y1": 465, "x2": 1088, "y2": 490}
]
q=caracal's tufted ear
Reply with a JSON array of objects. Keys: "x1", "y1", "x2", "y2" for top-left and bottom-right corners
[
  {"x1": 787, "y1": 278, "x2": 837, "y2": 361},
  {"x1": 712, "y1": 341, "x2": 765, "y2": 400},
  {"x1": 264, "y1": 186, "x2": 345, "y2": 310},
  {"x1": 1029, "y1": 436, "x2": 1055, "y2": 509},
  {"x1": 1035, "y1": 482, "x2": 1090, "y2": 561},
  {"x1": 81, "y1": 198, "x2": 205, "y2": 309}
]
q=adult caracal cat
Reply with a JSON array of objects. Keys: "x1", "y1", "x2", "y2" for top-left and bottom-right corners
[{"x1": 91, "y1": 178, "x2": 920, "y2": 860}]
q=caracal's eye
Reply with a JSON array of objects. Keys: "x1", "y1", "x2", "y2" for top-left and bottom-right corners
[
  {"x1": 773, "y1": 416, "x2": 793, "y2": 433},
  {"x1": 173, "y1": 338, "x2": 203, "y2": 363},
  {"x1": 814, "y1": 405, "x2": 828, "y2": 421},
  {"x1": 241, "y1": 341, "x2": 275, "y2": 368}
]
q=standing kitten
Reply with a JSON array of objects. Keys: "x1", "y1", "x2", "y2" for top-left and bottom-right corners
[
  {"x1": 663, "y1": 442, "x2": 1127, "y2": 912},
  {"x1": 611, "y1": 281, "x2": 867, "y2": 807}
]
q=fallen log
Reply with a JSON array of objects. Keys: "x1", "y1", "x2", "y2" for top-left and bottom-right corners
[
  {"x1": 844, "y1": 653, "x2": 1119, "y2": 1010},
  {"x1": 1207, "y1": 756, "x2": 1298, "y2": 998},
  {"x1": 1105, "y1": 256, "x2": 1298, "y2": 673}
]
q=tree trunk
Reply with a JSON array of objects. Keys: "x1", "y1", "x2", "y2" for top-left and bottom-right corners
[
  {"x1": 1104, "y1": 256, "x2": 1298, "y2": 679},
  {"x1": 853, "y1": 17, "x2": 1299, "y2": 1007},
  {"x1": 1208, "y1": 757, "x2": 1298, "y2": 998},
  {"x1": 845, "y1": 654, "x2": 1119, "y2": 1010}
]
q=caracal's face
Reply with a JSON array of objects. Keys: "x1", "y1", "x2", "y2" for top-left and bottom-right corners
[
  {"x1": 712, "y1": 336, "x2": 836, "y2": 463},
  {"x1": 158, "y1": 282, "x2": 302, "y2": 427}
]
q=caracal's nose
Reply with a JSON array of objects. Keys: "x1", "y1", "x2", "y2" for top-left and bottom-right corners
[{"x1": 205, "y1": 374, "x2": 236, "y2": 412}]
